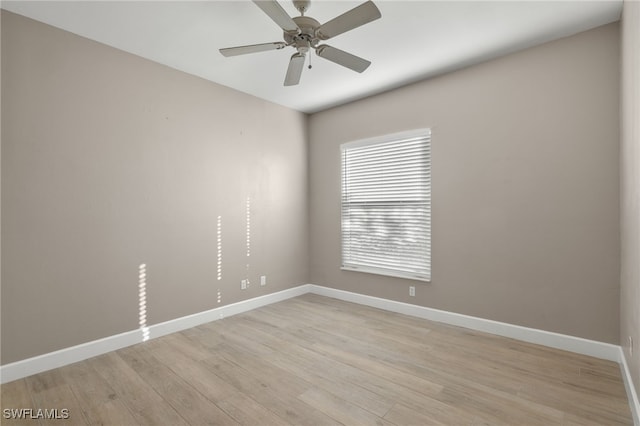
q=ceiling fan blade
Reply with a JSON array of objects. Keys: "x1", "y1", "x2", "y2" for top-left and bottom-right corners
[
  {"x1": 284, "y1": 53, "x2": 305, "y2": 86},
  {"x1": 316, "y1": 45, "x2": 371, "y2": 73},
  {"x1": 253, "y1": 0, "x2": 300, "y2": 33},
  {"x1": 316, "y1": 1, "x2": 381, "y2": 40},
  {"x1": 220, "y1": 42, "x2": 286, "y2": 57}
]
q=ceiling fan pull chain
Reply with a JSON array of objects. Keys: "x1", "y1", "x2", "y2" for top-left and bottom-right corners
[{"x1": 308, "y1": 53, "x2": 312, "y2": 69}]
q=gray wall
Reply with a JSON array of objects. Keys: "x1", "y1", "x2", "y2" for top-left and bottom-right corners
[
  {"x1": 620, "y1": 0, "x2": 640, "y2": 397},
  {"x1": 309, "y1": 23, "x2": 621, "y2": 344},
  {"x1": 1, "y1": 8, "x2": 628, "y2": 367},
  {"x1": 1, "y1": 11, "x2": 308, "y2": 364}
]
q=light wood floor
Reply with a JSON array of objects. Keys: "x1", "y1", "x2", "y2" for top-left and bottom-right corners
[{"x1": 1, "y1": 294, "x2": 633, "y2": 425}]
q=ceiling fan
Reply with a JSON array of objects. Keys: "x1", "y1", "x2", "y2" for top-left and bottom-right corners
[{"x1": 219, "y1": 0, "x2": 381, "y2": 86}]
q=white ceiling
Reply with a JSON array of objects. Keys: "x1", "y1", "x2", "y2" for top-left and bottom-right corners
[{"x1": 2, "y1": 1, "x2": 622, "y2": 113}]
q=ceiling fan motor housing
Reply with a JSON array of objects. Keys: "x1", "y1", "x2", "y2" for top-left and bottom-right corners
[{"x1": 284, "y1": 16, "x2": 321, "y2": 54}]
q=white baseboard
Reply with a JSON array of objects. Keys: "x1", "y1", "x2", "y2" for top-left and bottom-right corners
[
  {"x1": 0, "y1": 280, "x2": 631, "y2": 421},
  {"x1": 307, "y1": 284, "x2": 622, "y2": 362},
  {"x1": 0, "y1": 284, "x2": 312, "y2": 384},
  {"x1": 620, "y1": 349, "x2": 640, "y2": 426}
]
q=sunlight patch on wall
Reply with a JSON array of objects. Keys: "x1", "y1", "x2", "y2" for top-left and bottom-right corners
[
  {"x1": 246, "y1": 196, "x2": 251, "y2": 284},
  {"x1": 246, "y1": 197, "x2": 251, "y2": 259},
  {"x1": 138, "y1": 263, "x2": 150, "y2": 342},
  {"x1": 217, "y1": 215, "x2": 223, "y2": 281}
]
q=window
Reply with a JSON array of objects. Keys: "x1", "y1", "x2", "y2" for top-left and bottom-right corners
[{"x1": 341, "y1": 129, "x2": 431, "y2": 282}]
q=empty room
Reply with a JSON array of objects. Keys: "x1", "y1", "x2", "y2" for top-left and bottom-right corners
[{"x1": 1, "y1": 0, "x2": 639, "y2": 424}]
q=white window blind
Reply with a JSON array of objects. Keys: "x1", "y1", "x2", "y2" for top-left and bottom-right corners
[{"x1": 341, "y1": 129, "x2": 431, "y2": 282}]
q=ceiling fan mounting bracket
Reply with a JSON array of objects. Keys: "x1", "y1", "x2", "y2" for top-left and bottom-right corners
[{"x1": 293, "y1": 0, "x2": 311, "y2": 15}]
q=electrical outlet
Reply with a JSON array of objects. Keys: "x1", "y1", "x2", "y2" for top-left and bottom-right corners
[
  {"x1": 241, "y1": 279, "x2": 247, "y2": 290},
  {"x1": 409, "y1": 286, "x2": 415, "y2": 297},
  {"x1": 260, "y1": 275, "x2": 267, "y2": 286},
  {"x1": 630, "y1": 336, "x2": 634, "y2": 357}
]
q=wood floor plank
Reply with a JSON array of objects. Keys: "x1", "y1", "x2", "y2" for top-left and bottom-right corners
[
  {"x1": 201, "y1": 353, "x2": 341, "y2": 425},
  {"x1": 235, "y1": 314, "x2": 453, "y2": 418},
  {"x1": 236, "y1": 310, "x2": 454, "y2": 415},
  {"x1": 308, "y1": 338, "x2": 445, "y2": 397},
  {"x1": 214, "y1": 393, "x2": 291, "y2": 426},
  {"x1": 24, "y1": 369, "x2": 66, "y2": 395},
  {"x1": 0, "y1": 294, "x2": 633, "y2": 425},
  {"x1": 57, "y1": 361, "x2": 119, "y2": 409},
  {"x1": 1, "y1": 379, "x2": 39, "y2": 426},
  {"x1": 117, "y1": 345, "x2": 239, "y2": 426},
  {"x1": 383, "y1": 402, "x2": 449, "y2": 426},
  {"x1": 298, "y1": 387, "x2": 395, "y2": 426},
  {"x1": 87, "y1": 352, "x2": 189, "y2": 426},
  {"x1": 56, "y1": 359, "x2": 140, "y2": 426},
  {"x1": 383, "y1": 393, "x2": 484, "y2": 426},
  {"x1": 28, "y1": 384, "x2": 87, "y2": 426},
  {"x1": 218, "y1": 317, "x2": 397, "y2": 417},
  {"x1": 213, "y1": 342, "x2": 312, "y2": 397},
  {"x1": 81, "y1": 399, "x2": 139, "y2": 426},
  {"x1": 159, "y1": 332, "x2": 213, "y2": 362},
  {"x1": 144, "y1": 335, "x2": 245, "y2": 403}
]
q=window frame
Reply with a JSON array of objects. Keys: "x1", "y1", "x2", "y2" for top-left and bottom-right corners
[{"x1": 340, "y1": 128, "x2": 432, "y2": 282}]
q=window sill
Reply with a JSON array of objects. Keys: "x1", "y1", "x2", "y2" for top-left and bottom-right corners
[{"x1": 341, "y1": 265, "x2": 431, "y2": 283}]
